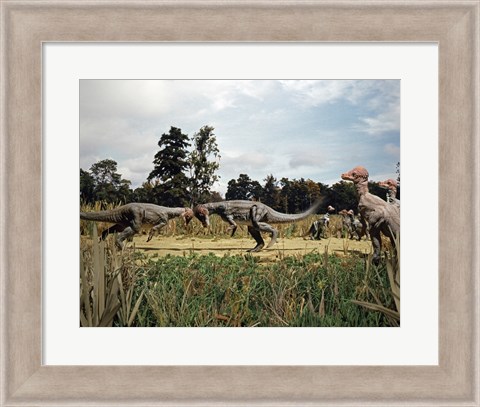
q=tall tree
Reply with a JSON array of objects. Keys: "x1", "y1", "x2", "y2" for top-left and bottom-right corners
[
  {"x1": 262, "y1": 174, "x2": 280, "y2": 209},
  {"x1": 148, "y1": 126, "x2": 191, "y2": 206},
  {"x1": 225, "y1": 174, "x2": 262, "y2": 200},
  {"x1": 188, "y1": 125, "x2": 221, "y2": 206},
  {"x1": 88, "y1": 159, "x2": 132, "y2": 204}
]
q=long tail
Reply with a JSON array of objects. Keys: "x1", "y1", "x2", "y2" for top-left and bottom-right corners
[
  {"x1": 268, "y1": 199, "x2": 323, "y2": 223},
  {"x1": 80, "y1": 209, "x2": 126, "y2": 224}
]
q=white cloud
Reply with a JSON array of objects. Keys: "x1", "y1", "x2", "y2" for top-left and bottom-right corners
[
  {"x1": 384, "y1": 143, "x2": 400, "y2": 157},
  {"x1": 288, "y1": 150, "x2": 326, "y2": 169},
  {"x1": 357, "y1": 103, "x2": 400, "y2": 136}
]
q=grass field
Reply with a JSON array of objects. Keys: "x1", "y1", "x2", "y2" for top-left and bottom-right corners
[{"x1": 80, "y1": 203, "x2": 400, "y2": 328}]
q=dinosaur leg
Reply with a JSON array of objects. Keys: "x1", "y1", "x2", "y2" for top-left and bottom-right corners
[
  {"x1": 146, "y1": 221, "x2": 167, "y2": 242},
  {"x1": 369, "y1": 227, "x2": 382, "y2": 265},
  {"x1": 308, "y1": 222, "x2": 317, "y2": 240},
  {"x1": 224, "y1": 215, "x2": 238, "y2": 237},
  {"x1": 101, "y1": 224, "x2": 126, "y2": 241},
  {"x1": 247, "y1": 226, "x2": 265, "y2": 252},
  {"x1": 359, "y1": 216, "x2": 369, "y2": 240},
  {"x1": 116, "y1": 220, "x2": 142, "y2": 250},
  {"x1": 256, "y1": 222, "x2": 278, "y2": 249}
]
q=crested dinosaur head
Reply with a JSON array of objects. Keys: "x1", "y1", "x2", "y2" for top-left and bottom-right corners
[
  {"x1": 193, "y1": 205, "x2": 210, "y2": 227},
  {"x1": 378, "y1": 179, "x2": 398, "y2": 193},
  {"x1": 338, "y1": 209, "x2": 349, "y2": 216},
  {"x1": 327, "y1": 205, "x2": 335, "y2": 213},
  {"x1": 341, "y1": 166, "x2": 369, "y2": 183},
  {"x1": 183, "y1": 208, "x2": 194, "y2": 225},
  {"x1": 347, "y1": 209, "x2": 355, "y2": 216}
]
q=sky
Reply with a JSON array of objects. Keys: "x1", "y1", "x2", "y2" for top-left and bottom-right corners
[{"x1": 80, "y1": 80, "x2": 400, "y2": 196}]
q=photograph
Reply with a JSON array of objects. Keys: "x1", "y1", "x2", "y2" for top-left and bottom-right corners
[{"x1": 79, "y1": 79, "x2": 400, "y2": 327}]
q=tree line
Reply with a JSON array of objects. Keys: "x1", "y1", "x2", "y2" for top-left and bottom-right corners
[{"x1": 80, "y1": 125, "x2": 400, "y2": 214}]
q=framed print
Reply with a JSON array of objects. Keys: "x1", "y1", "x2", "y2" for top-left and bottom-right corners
[{"x1": 1, "y1": 1, "x2": 479, "y2": 405}]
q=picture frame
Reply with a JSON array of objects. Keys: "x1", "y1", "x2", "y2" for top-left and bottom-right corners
[{"x1": 1, "y1": 1, "x2": 478, "y2": 405}]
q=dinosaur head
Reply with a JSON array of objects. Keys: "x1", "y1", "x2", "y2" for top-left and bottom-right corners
[
  {"x1": 327, "y1": 205, "x2": 335, "y2": 213},
  {"x1": 378, "y1": 179, "x2": 398, "y2": 193},
  {"x1": 338, "y1": 209, "x2": 349, "y2": 216},
  {"x1": 183, "y1": 208, "x2": 194, "y2": 226},
  {"x1": 347, "y1": 209, "x2": 355, "y2": 216},
  {"x1": 341, "y1": 166, "x2": 369, "y2": 183},
  {"x1": 193, "y1": 205, "x2": 210, "y2": 227}
]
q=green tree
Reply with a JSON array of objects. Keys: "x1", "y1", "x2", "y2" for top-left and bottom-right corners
[
  {"x1": 225, "y1": 174, "x2": 262, "y2": 200},
  {"x1": 132, "y1": 180, "x2": 156, "y2": 203},
  {"x1": 368, "y1": 182, "x2": 387, "y2": 201},
  {"x1": 148, "y1": 127, "x2": 191, "y2": 207},
  {"x1": 327, "y1": 181, "x2": 358, "y2": 211},
  {"x1": 88, "y1": 159, "x2": 132, "y2": 204},
  {"x1": 188, "y1": 125, "x2": 221, "y2": 206},
  {"x1": 80, "y1": 168, "x2": 95, "y2": 204},
  {"x1": 261, "y1": 174, "x2": 280, "y2": 209}
]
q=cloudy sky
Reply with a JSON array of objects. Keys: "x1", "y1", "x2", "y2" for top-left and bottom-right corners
[{"x1": 80, "y1": 80, "x2": 400, "y2": 196}]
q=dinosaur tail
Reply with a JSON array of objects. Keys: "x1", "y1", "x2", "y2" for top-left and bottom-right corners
[
  {"x1": 80, "y1": 209, "x2": 125, "y2": 224},
  {"x1": 268, "y1": 199, "x2": 323, "y2": 223}
]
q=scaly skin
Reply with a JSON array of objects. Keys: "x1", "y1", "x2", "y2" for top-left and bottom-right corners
[
  {"x1": 80, "y1": 203, "x2": 193, "y2": 249},
  {"x1": 193, "y1": 199, "x2": 322, "y2": 252},
  {"x1": 341, "y1": 166, "x2": 400, "y2": 264}
]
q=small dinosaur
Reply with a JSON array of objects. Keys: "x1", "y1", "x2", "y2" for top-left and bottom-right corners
[
  {"x1": 193, "y1": 199, "x2": 322, "y2": 252},
  {"x1": 347, "y1": 209, "x2": 369, "y2": 241},
  {"x1": 338, "y1": 209, "x2": 367, "y2": 240},
  {"x1": 341, "y1": 166, "x2": 400, "y2": 264},
  {"x1": 80, "y1": 203, "x2": 194, "y2": 249},
  {"x1": 378, "y1": 178, "x2": 400, "y2": 207},
  {"x1": 308, "y1": 205, "x2": 335, "y2": 240}
]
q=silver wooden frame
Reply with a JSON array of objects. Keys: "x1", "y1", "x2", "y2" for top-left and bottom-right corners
[{"x1": 1, "y1": 1, "x2": 479, "y2": 405}]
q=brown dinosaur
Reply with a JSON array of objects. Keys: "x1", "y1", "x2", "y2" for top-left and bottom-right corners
[
  {"x1": 341, "y1": 166, "x2": 400, "y2": 264},
  {"x1": 80, "y1": 203, "x2": 194, "y2": 249},
  {"x1": 193, "y1": 199, "x2": 322, "y2": 252},
  {"x1": 379, "y1": 178, "x2": 400, "y2": 207}
]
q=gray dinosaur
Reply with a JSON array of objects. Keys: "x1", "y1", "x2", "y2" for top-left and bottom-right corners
[
  {"x1": 80, "y1": 203, "x2": 194, "y2": 249},
  {"x1": 193, "y1": 199, "x2": 322, "y2": 252},
  {"x1": 308, "y1": 205, "x2": 335, "y2": 240},
  {"x1": 339, "y1": 209, "x2": 368, "y2": 240},
  {"x1": 378, "y1": 178, "x2": 400, "y2": 207},
  {"x1": 341, "y1": 166, "x2": 400, "y2": 264}
]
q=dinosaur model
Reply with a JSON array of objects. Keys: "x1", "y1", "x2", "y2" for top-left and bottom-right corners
[
  {"x1": 308, "y1": 205, "x2": 335, "y2": 240},
  {"x1": 347, "y1": 209, "x2": 369, "y2": 240},
  {"x1": 338, "y1": 209, "x2": 368, "y2": 240},
  {"x1": 338, "y1": 209, "x2": 355, "y2": 239},
  {"x1": 80, "y1": 203, "x2": 194, "y2": 249},
  {"x1": 193, "y1": 199, "x2": 322, "y2": 252},
  {"x1": 341, "y1": 166, "x2": 400, "y2": 264},
  {"x1": 378, "y1": 178, "x2": 400, "y2": 206}
]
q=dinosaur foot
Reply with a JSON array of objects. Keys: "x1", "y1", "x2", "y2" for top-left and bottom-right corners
[
  {"x1": 247, "y1": 243, "x2": 264, "y2": 253},
  {"x1": 266, "y1": 239, "x2": 277, "y2": 249},
  {"x1": 229, "y1": 226, "x2": 237, "y2": 237}
]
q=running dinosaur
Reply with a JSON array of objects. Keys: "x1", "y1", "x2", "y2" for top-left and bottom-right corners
[
  {"x1": 378, "y1": 178, "x2": 400, "y2": 207},
  {"x1": 193, "y1": 199, "x2": 322, "y2": 252},
  {"x1": 80, "y1": 203, "x2": 194, "y2": 249},
  {"x1": 341, "y1": 166, "x2": 400, "y2": 264}
]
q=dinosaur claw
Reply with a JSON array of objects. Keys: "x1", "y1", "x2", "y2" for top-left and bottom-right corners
[
  {"x1": 247, "y1": 243, "x2": 264, "y2": 253},
  {"x1": 266, "y1": 239, "x2": 276, "y2": 249}
]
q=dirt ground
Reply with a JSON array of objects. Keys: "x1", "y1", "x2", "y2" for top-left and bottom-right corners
[{"x1": 129, "y1": 234, "x2": 373, "y2": 261}]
